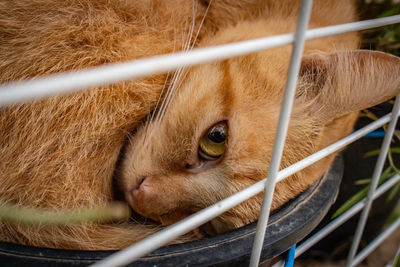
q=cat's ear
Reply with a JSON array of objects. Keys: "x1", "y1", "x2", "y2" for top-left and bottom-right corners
[{"x1": 296, "y1": 50, "x2": 400, "y2": 122}]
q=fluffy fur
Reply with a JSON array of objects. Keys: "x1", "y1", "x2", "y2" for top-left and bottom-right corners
[{"x1": 0, "y1": 0, "x2": 399, "y2": 250}]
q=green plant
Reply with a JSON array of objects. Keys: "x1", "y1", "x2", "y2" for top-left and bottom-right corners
[
  {"x1": 331, "y1": 0, "x2": 400, "y2": 221},
  {"x1": 359, "y1": 0, "x2": 400, "y2": 56},
  {"x1": 332, "y1": 163, "x2": 399, "y2": 219},
  {"x1": 393, "y1": 245, "x2": 400, "y2": 267}
]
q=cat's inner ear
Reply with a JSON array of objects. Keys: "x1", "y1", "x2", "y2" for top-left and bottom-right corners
[{"x1": 296, "y1": 50, "x2": 400, "y2": 123}]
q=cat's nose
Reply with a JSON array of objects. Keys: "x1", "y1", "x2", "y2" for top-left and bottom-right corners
[
  {"x1": 131, "y1": 176, "x2": 146, "y2": 200},
  {"x1": 128, "y1": 174, "x2": 183, "y2": 222},
  {"x1": 129, "y1": 175, "x2": 167, "y2": 217}
]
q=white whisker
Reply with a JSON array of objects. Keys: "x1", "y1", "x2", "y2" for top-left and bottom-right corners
[
  {"x1": 172, "y1": 68, "x2": 190, "y2": 98},
  {"x1": 154, "y1": 69, "x2": 179, "y2": 123},
  {"x1": 154, "y1": 5, "x2": 196, "y2": 123},
  {"x1": 156, "y1": 67, "x2": 184, "y2": 122},
  {"x1": 149, "y1": 0, "x2": 212, "y2": 128},
  {"x1": 191, "y1": 0, "x2": 212, "y2": 50},
  {"x1": 152, "y1": 12, "x2": 192, "y2": 124},
  {"x1": 147, "y1": 25, "x2": 179, "y2": 129},
  {"x1": 148, "y1": 72, "x2": 170, "y2": 124}
]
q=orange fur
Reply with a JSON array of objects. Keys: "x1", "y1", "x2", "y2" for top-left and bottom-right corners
[
  {"x1": 1, "y1": 0, "x2": 399, "y2": 250},
  {"x1": 0, "y1": 0, "x2": 213, "y2": 250},
  {"x1": 120, "y1": 2, "x2": 400, "y2": 233}
]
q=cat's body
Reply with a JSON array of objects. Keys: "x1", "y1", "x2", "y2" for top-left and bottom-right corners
[{"x1": 1, "y1": 0, "x2": 399, "y2": 250}]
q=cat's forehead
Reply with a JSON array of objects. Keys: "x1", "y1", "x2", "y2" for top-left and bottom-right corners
[
  {"x1": 181, "y1": 62, "x2": 225, "y2": 92},
  {"x1": 165, "y1": 53, "x2": 287, "y2": 124},
  {"x1": 166, "y1": 62, "x2": 232, "y2": 116}
]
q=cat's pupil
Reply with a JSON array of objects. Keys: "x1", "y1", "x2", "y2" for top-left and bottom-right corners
[{"x1": 208, "y1": 131, "x2": 225, "y2": 143}]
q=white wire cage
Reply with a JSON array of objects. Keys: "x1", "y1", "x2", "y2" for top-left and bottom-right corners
[{"x1": 1, "y1": 0, "x2": 400, "y2": 266}]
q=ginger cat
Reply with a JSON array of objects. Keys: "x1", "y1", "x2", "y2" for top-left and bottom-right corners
[{"x1": 0, "y1": 0, "x2": 399, "y2": 250}]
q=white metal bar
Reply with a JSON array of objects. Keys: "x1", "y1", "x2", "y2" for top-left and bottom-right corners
[
  {"x1": 277, "y1": 112, "x2": 397, "y2": 183},
  {"x1": 0, "y1": 3, "x2": 398, "y2": 267},
  {"x1": 89, "y1": 90, "x2": 399, "y2": 267},
  {"x1": 0, "y1": 15, "x2": 399, "y2": 107},
  {"x1": 351, "y1": 216, "x2": 400, "y2": 267},
  {"x1": 295, "y1": 174, "x2": 400, "y2": 258},
  {"x1": 271, "y1": 173, "x2": 400, "y2": 267},
  {"x1": 346, "y1": 94, "x2": 400, "y2": 267},
  {"x1": 249, "y1": 1, "x2": 313, "y2": 266}
]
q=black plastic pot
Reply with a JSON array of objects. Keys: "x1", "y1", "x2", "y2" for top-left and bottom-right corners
[{"x1": 0, "y1": 156, "x2": 343, "y2": 266}]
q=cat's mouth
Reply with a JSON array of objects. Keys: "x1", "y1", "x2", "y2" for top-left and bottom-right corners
[
  {"x1": 128, "y1": 195, "x2": 194, "y2": 226},
  {"x1": 128, "y1": 206, "x2": 161, "y2": 225},
  {"x1": 128, "y1": 205, "x2": 227, "y2": 237}
]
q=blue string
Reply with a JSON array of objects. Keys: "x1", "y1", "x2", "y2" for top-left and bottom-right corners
[
  {"x1": 284, "y1": 244, "x2": 296, "y2": 267},
  {"x1": 363, "y1": 130, "x2": 386, "y2": 138}
]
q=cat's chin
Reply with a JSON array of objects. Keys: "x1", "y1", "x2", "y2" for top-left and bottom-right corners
[
  {"x1": 127, "y1": 207, "x2": 156, "y2": 224},
  {"x1": 197, "y1": 218, "x2": 236, "y2": 236},
  {"x1": 128, "y1": 203, "x2": 235, "y2": 237},
  {"x1": 126, "y1": 193, "x2": 192, "y2": 225},
  {"x1": 187, "y1": 219, "x2": 238, "y2": 240},
  {"x1": 148, "y1": 210, "x2": 194, "y2": 226}
]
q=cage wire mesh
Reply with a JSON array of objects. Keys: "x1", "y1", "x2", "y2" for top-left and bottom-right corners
[{"x1": 0, "y1": 0, "x2": 400, "y2": 266}]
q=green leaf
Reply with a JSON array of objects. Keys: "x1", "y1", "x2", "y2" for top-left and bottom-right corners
[
  {"x1": 394, "y1": 244, "x2": 400, "y2": 267},
  {"x1": 378, "y1": 6, "x2": 400, "y2": 18},
  {"x1": 386, "y1": 183, "x2": 400, "y2": 203},
  {"x1": 381, "y1": 166, "x2": 396, "y2": 181},
  {"x1": 355, "y1": 178, "x2": 371, "y2": 185},
  {"x1": 332, "y1": 167, "x2": 395, "y2": 219},
  {"x1": 364, "y1": 149, "x2": 381, "y2": 158},
  {"x1": 364, "y1": 147, "x2": 400, "y2": 158},
  {"x1": 390, "y1": 147, "x2": 400, "y2": 154},
  {"x1": 332, "y1": 187, "x2": 369, "y2": 219},
  {"x1": 388, "y1": 150, "x2": 400, "y2": 174}
]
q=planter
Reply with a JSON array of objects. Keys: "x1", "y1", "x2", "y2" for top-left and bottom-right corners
[{"x1": 0, "y1": 156, "x2": 343, "y2": 266}]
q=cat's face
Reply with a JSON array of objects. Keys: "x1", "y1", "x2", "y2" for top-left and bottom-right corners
[
  {"x1": 119, "y1": 47, "x2": 317, "y2": 232},
  {"x1": 120, "y1": 35, "x2": 400, "y2": 234}
]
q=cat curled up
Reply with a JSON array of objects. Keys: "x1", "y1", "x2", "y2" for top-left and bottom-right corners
[{"x1": 1, "y1": 0, "x2": 400, "y2": 250}]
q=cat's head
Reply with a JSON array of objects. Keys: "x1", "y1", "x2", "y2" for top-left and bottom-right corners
[{"x1": 119, "y1": 31, "x2": 400, "y2": 234}]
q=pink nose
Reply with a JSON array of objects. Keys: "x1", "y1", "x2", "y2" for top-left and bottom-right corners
[
  {"x1": 131, "y1": 188, "x2": 141, "y2": 201},
  {"x1": 128, "y1": 175, "x2": 182, "y2": 223},
  {"x1": 131, "y1": 176, "x2": 146, "y2": 202}
]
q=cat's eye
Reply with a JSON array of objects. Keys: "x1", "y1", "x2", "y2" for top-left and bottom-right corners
[{"x1": 199, "y1": 122, "x2": 228, "y2": 160}]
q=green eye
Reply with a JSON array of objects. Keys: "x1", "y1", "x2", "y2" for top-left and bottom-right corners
[{"x1": 199, "y1": 122, "x2": 228, "y2": 159}]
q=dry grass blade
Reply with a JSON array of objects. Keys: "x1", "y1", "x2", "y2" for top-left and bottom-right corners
[{"x1": 0, "y1": 202, "x2": 130, "y2": 225}]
